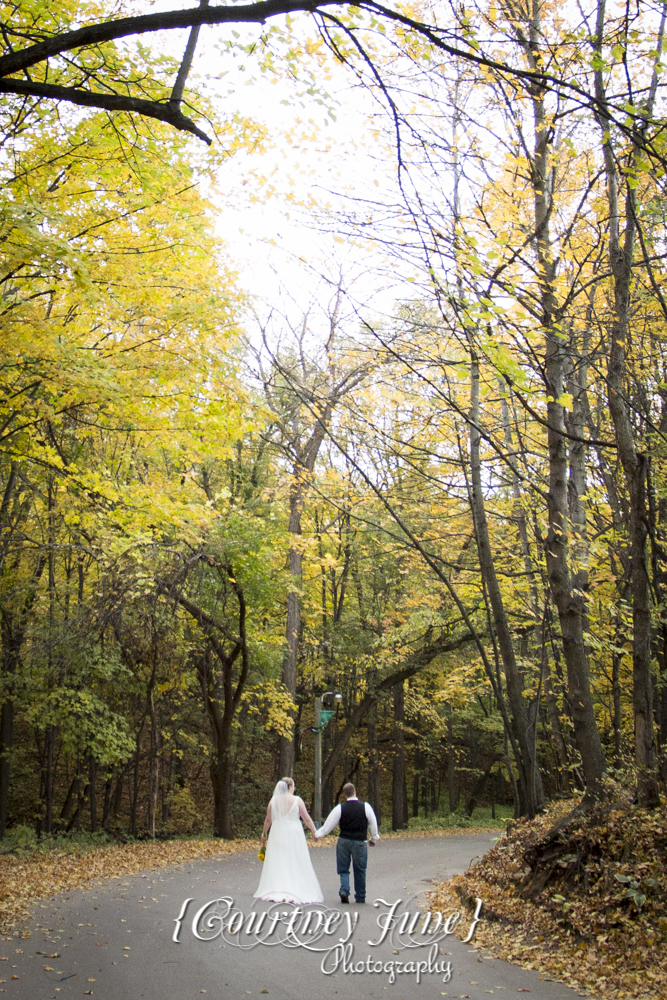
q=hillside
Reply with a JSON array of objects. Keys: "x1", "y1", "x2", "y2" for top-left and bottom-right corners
[{"x1": 428, "y1": 800, "x2": 667, "y2": 1000}]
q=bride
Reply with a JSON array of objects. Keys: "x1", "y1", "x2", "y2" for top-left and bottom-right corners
[{"x1": 254, "y1": 777, "x2": 324, "y2": 904}]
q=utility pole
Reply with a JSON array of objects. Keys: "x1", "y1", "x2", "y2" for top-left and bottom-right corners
[
  {"x1": 314, "y1": 696, "x2": 322, "y2": 826},
  {"x1": 311, "y1": 691, "x2": 342, "y2": 826}
]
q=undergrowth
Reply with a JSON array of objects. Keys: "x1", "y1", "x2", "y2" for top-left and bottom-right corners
[{"x1": 400, "y1": 805, "x2": 513, "y2": 832}]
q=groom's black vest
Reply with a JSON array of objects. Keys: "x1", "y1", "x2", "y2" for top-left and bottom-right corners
[{"x1": 339, "y1": 799, "x2": 367, "y2": 841}]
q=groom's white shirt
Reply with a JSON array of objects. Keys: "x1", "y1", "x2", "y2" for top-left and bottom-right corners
[{"x1": 315, "y1": 796, "x2": 380, "y2": 842}]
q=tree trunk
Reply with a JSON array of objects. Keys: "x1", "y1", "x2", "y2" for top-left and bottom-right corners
[
  {"x1": 66, "y1": 777, "x2": 90, "y2": 833},
  {"x1": 199, "y1": 648, "x2": 236, "y2": 839},
  {"x1": 607, "y1": 251, "x2": 659, "y2": 805},
  {"x1": 273, "y1": 350, "x2": 358, "y2": 776},
  {"x1": 162, "y1": 753, "x2": 174, "y2": 826},
  {"x1": 278, "y1": 479, "x2": 303, "y2": 778},
  {"x1": 465, "y1": 762, "x2": 495, "y2": 819},
  {"x1": 60, "y1": 775, "x2": 77, "y2": 825},
  {"x1": 130, "y1": 739, "x2": 141, "y2": 836},
  {"x1": 612, "y1": 645, "x2": 623, "y2": 767},
  {"x1": 526, "y1": 20, "x2": 607, "y2": 803},
  {"x1": 211, "y1": 734, "x2": 234, "y2": 839},
  {"x1": 447, "y1": 707, "x2": 458, "y2": 813},
  {"x1": 0, "y1": 698, "x2": 13, "y2": 838},
  {"x1": 543, "y1": 662, "x2": 570, "y2": 793},
  {"x1": 0, "y1": 556, "x2": 45, "y2": 838},
  {"x1": 391, "y1": 681, "x2": 407, "y2": 831},
  {"x1": 277, "y1": 398, "x2": 338, "y2": 778},
  {"x1": 89, "y1": 755, "x2": 97, "y2": 833},
  {"x1": 43, "y1": 724, "x2": 55, "y2": 835},
  {"x1": 468, "y1": 347, "x2": 543, "y2": 816},
  {"x1": 102, "y1": 775, "x2": 113, "y2": 830},
  {"x1": 421, "y1": 770, "x2": 429, "y2": 819},
  {"x1": 168, "y1": 579, "x2": 249, "y2": 840},
  {"x1": 367, "y1": 702, "x2": 381, "y2": 825},
  {"x1": 412, "y1": 749, "x2": 421, "y2": 818},
  {"x1": 592, "y1": 0, "x2": 661, "y2": 806},
  {"x1": 148, "y1": 688, "x2": 159, "y2": 838},
  {"x1": 111, "y1": 771, "x2": 124, "y2": 826}
]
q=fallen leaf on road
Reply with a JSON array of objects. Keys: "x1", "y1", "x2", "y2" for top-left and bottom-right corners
[
  {"x1": 0, "y1": 836, "x2": 258, "y2": 934},
  {"x1": 87, "y1": 978, "x2": 96, "y2": 982},
  {"x1": 43, "y1": 966, "x2": 53, "y2": 971}
]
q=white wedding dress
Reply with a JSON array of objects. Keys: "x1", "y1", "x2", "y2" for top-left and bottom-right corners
[{"x1": 254, "y1": 792, "x2": 324, "y2": 905}]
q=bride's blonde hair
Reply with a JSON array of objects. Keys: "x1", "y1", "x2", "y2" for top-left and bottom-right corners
[{"x1": 281, "y1": 776, "x2": 295, "y2": 790}]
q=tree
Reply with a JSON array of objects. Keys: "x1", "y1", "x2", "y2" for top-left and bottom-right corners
[
  {"x1": 322, "y1": 0, "x2": 667, "y2": 814},
  {"x1": 255, "y1": 297, "x2": 369, "y2": 775},
  {"x1": 591, "y1": 0, "x2": 665, "y2": 808},
  {"x1": 0, "y1": 98, "x2": 249, "y2": 837},
  {"x1": 1, "y1": 0, "x2": 655, "y2": 148}
]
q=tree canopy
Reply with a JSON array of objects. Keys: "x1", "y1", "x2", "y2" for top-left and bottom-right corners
[{"x1": 1, "y1": 0, "x2": 667, "y2": 843}]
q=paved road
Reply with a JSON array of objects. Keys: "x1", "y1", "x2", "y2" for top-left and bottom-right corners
[{"x1": 2, "y1": 834, "x2": 588, "y2": 1000}]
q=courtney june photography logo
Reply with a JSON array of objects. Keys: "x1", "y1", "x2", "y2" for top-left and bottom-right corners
[{"x1": 171, "y1": 896, "x2": 484, "y2": 985}]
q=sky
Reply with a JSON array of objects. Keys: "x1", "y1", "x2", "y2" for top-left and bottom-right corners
[{"x1": 161, "y1": 7, "x2": 420, "y2": 336}]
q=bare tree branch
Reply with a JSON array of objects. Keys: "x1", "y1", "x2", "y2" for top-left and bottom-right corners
[{"x1": 0, "y1": 78, "x2": 212, "y2": 142}]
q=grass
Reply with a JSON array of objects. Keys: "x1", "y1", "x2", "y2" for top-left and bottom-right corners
[
  {"x1": 0, "y1": 804, "x2": 511, "y2": 859},
  {"x1": 0, "y1": 825, "x2": 117, "y2": 858},
  {"x1": 382, "y1": 804, "x2": 513, "y2": 834}
]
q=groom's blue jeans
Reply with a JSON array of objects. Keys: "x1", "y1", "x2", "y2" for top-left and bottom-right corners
[{"x1": 336, "y1": 837, "x2": 367, "y2": 901}]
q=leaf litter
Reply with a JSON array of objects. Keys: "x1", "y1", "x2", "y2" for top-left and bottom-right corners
[
  {"x1": 427, "y1": 800, "x2": 667, "y2": 1000},
  {"x1": 0, "y1": 836, "x2": 257, "y2": 934}
]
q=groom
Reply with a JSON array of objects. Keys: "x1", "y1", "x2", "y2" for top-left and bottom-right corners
[{"x1": 315, "y1": 783, "x2": 380, "y2": 904}]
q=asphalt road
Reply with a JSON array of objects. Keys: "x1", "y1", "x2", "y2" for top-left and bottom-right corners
[{"x1": 2, "y1": 833, "x2": 589, "y2": 1000}]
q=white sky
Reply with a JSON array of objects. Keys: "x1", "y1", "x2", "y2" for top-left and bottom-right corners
[{"x1": 180, "y1": 13, "x2": 418, "y2": 334}]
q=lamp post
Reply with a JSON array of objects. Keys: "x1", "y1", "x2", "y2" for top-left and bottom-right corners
[{"x1": 314, "y1": 691, "x2": 342, "y2": 826}]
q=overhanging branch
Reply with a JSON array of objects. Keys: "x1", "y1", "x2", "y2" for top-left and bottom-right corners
[
  {"x1": 0, "y1": 0, "x2": 333, "y2": 79},
  {"x1": 0, "y1": 78, "x2": 213, "y2": 143},
  {"x1": 321, "y1": 630, "x2": 475, "y2": 784},
  {"x1": 0, "y1": 0, "x2": 655, "y2": 147}
]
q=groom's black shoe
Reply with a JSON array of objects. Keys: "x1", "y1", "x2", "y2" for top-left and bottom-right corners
[{"x1": 339, "y1": 893, "x2": 349, "y2": 904}]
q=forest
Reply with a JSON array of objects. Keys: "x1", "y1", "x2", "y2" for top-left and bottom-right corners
[{"x1": 1, "y1": 0, "x2": 667, "y2": 847}]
